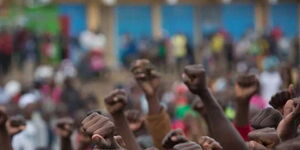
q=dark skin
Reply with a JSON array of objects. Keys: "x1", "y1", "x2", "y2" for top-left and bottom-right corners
[
  {"x1": 131, "y1": 59, "x2": 171, "y2": 150},
  {"x1": 174, "y1": 142, "x2": 203, "y2": 150},
  {"x1": 246, "y1": 141, "x2": 268, "y2": 150},
  {"x1": 131, "y1": 59, "x2": 161, "y2": 115},
  {"x1": 104, "y1": 89, "x2": 142, "y2": 150},
  {"x1": 81, "y1": 112, "x2": 122, "y2": 150},
  {"x1": 234, "y1": 74, "x2": 258, "y2": 127},
  {"x1": 182, "y1": 64, "x2": 248, "y2": 150},
  {"x1": 56, "y1": 117, "x2": 74, "y2": 150},
  {"x1": 248, "y1": 127, "x2": 280, "y2": 149},
  {"x1": 250, "y1": 108, "x2": 282, "y2": 129},
  {"x1": 0, "y1": 107, "x2": 26, "y2": 150},
  {"x1": 198, "y1": 136, "x2": 223, "y2": 150},
  {"x1": 162, "y1": 129, "x2": 188, "y2": 149},
  {"x1": 277, "y1": 98, "x2": 300, "y2": 141}
]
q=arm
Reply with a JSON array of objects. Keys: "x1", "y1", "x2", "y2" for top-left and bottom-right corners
[
  {"x1": 131, "y1": 59, "x2": 172, "y2": 150},
  {"x1": 183, "y1": 64, "x2": 248, "y2": 150},
  {"x1": 105, "y1": 89, "x2": 142, "y2": 150},
  {"x1": 234, "y1": 75, "x2": 258, "y2": 140},
  {"x1": 277, "y1": 98, "x2": 300, "y2": 141},
  {"x1": 56, "y1": 118, "x2": 74, "y2": 150}
]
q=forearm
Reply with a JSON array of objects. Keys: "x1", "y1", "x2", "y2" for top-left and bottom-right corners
[
  {"x1": 278, "y1": 116, "x2": 299, "y2": 141},
  {"x1": 112, "y1": 113, "x2": 141, "y2": 150},
  {"x1": 61, "y1": 137, "x2": 73, "y2": 150},
  {"x1": 197, "y1": 89, "x2": 248, "y2": 150},
  {"x1": 0, "y1": 129, "x2": 13, "y2": 150},
  {"x1": 235, "y1": 100, "x2": 250, "y2": 126},
  {"x1": 146, "y1": 95, "x2": 161, "y2": 115}
]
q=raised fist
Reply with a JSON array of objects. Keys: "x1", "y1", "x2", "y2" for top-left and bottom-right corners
[
  {"x1": 198, "y1": 136, "x2": 223, "y2": 150},
  {"x1": 248, "y1": 128, "x2": 280, "y2": 148},
  {"x1": 235, "y1": 74, "x2": 258, "y2": 100},
  {"x1": 105, "y1": 89, "x2": 128, "y2": 114},
  {"x1": 81, "y1": 112, "x2": 117, "y2": 149},
  {"x1": 182, "y1": 64, "x2": 207, "y2": 95},
  {"x1": 131, "y1": 59, "x2": 160, "y2": 96},
  {"x1": 250, "y1": 108, "x2": 282, "y2": 129},
  {"x1": 56, "y1": 117, "x2": 74, "y2": 138},
  {"x1": 162, "y1": 129, "x2": 188, "y2": 149}
]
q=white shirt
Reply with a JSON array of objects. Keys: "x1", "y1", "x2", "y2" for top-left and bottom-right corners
[{"x1": 259, "y1": 71, "x2": 282, "y2": 102}]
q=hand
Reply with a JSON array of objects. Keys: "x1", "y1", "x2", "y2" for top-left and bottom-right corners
[
  {"x1": 248, "y1": 128, "x2": 280, "y2": 148},
  {"x1": 56, "y1": 117, "x2": 74, "y2": 138},
  {"x1": 198, "y1": 136, "x2": 223, "y2": 150},
  {"x1": 247, "y1": 141, "x2": 268, "y2": 150},
  {"x1": 182, "y1": 64, "x2": 207, "y2": 95},
  {"x1": 105, "y1": 89, "x2": 128, "y2": 115},
  {"x1": 6, "y1": 115, "x2": 26, "y2": 136},
  {"x1": 269, "y1": 84, "x2": 295, "y2": 113},
  {"x1": 277, "y1": 98, "x2": 300, "y2": 141},
  {"x1": 250, "y1": 108, "x2": 282, "y2": 129},
  {"x1": 162, "y1": 129, "x2": 188, "y2": 149},
  {"x1": 235, "y1": 74, "x2": 258, "y2": 101},
  {"x1": 131, "y1": 59, "x2": 160, "y2": 96},
  {"x1": 274, "y1": 137, "x2": 300, "y2": 150},
  {"x1": 0, "y1": 107, "x2": 26, "y2": 136},
  {"x1": 174, "y1": 142, "x2": 203, "y2": 150},
  {"x1": 81, "y1": 112, "x2": 118, "y2": 149}
]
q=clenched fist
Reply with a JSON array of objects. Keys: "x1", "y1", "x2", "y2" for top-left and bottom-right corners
[
  {"x1": 182, "y1": 64, "x2": 207, "y2": 95},
  {"x1": 81, "y1": 112, "x2": 119, "y2": 149},
  {"x1": 131, "y1": 59, "x2": 160, "y2": 97},
  {"x1": 105, "y1": 89, "x2": 128, "y2": 115}
]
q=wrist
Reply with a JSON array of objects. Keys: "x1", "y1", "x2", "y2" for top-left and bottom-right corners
[{"x1": 196, "y1": 88, "x2": 210, "y2": 97}]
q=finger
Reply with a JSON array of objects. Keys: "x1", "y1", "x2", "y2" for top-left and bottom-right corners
[
  {"x1": 92, "y1": 134, "x2": 111, "y2": 148},
  {"x1": 114, "y1": 135, "x2": 126, "y2": 148},
  {"x1": 93, "y1": 121, "x2": 115, "y2": 138},
  {"x1": 82, "y1": 112, "x2": 99, "y2": 124},
  {"x1": 184, "y1": 65, "x2": 204, "y2": 77},
  {"x1": 85, "y1": 118, "x2": 110, "y2": 134}
]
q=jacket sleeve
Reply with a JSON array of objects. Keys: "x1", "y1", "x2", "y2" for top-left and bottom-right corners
[{"x1": 145, "y1": 108, "x2": 172, "y2": 150}]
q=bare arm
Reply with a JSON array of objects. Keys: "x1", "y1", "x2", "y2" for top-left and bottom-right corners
[
  {"x1": 183, "y1": 64, "x2": 248, "y2": 150},
  {"x1": 105, "y1": 89, "x2": 142, "y2": 150}
]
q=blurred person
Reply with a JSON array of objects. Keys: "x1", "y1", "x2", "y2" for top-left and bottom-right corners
[
  {"x1": 60, "y1": 77, "x2": 83, "y2": 116},
  {"x1": 171, "y1": 33, "x2": 188, "y2": 70},
  {"x1": 259, "y1": 56, "x2": 282, "y2": 102},
  {"x1": 12, "y1": 93, "x2": 48, "y2": 150},
  {"x1": 40, "y1": 33, "x2": 57, "y2": 64},
  {"x1": 120, "y1": 34, "x2": 138, "y2": 68},
  {"x1": 291, "y1": 36, "x2": 300, "y2": 68},
  {"x1": 0, "y1": 29, "x2": 13, "y2": 75}
]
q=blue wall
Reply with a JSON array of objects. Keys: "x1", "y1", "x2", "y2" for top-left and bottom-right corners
[
  {"x1": 161, "y1": 5, "x2": 195, "y2": 42},
  {"x1": 221, "y1": 4, "x2": 255, "y2": 40},
  {"x1": 270, "y1": 3, "x2": 298, "y2": 38},
  {"x1": 59, "y1": 4, "x2": 87, "y2": 37}
]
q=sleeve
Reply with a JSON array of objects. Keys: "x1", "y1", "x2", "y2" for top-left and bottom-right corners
[
  {"x1": 234, "y1": 123, "x2": 251, "y2": 141},
  {"x1": 145, "y1": 108, "x2": 172, "y2": 150}
]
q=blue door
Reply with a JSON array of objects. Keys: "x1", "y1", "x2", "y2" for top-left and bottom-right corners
[
  {"x1": 161, "y1": 5, "x2": 195, "y2": 42},
  {"x1": 270, "y1": 3, "x2": 298, "y2": 38},
  {"x1": 200, "y1": 5, "x2": 222, "y2": 37},
  {"x1": 59, "y1": 4, "x2": 87, "y2": 37},
  {"x1": 115, "y1": 5, "x2": 152, "y2": 61},
  {"x1": 221, "y1": 4, "x2": 255, "y2": 40}
]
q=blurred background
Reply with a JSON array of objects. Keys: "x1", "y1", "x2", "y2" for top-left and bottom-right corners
[{"x1": 1, "y1": 0, "x2": 300, "y2": 149}]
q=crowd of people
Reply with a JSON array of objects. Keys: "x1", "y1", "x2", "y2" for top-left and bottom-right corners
[{"x1": 1, "y1": 56, "x2": 300, "y2": 149}]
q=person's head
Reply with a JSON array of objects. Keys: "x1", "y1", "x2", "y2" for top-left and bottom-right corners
[{"x1": 19, "y1": 93, "x2": 38, "y2": 120}]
